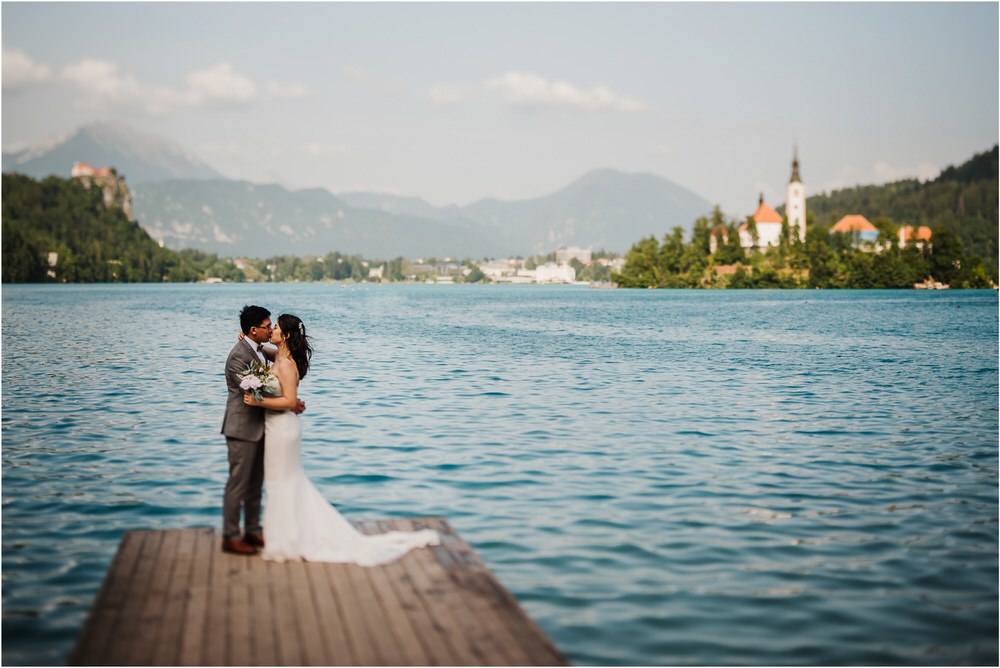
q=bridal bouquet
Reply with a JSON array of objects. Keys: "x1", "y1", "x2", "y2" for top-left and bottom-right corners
[{"x1": 239, "y1": 361, "x2": 278, "y2": 401}]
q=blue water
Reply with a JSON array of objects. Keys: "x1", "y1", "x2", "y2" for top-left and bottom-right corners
[{"x1": 2, "y1": 284, "x2": 997, "y2": 665}]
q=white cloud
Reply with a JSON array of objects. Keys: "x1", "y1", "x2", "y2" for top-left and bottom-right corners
[
  {"x1": 428, "y1": 84, "x2": 468, "y2": 107},
  {"x1": 267, "y1": 81, "x2": 309, "y2": 98},
  {"x1": 3, "y1": 48, "x2": 52, "y2": 91},
  {"x1": 185, "y1": 63, "x2": 257, "y2": 105},
  {"x1": 61, "y1": 59, "x2": 185, "y2": 114},
  {"x1": 483, "y1": 71, "x2": 648, "y2": 112},
  {"x1": 57, "y1": 58, "x2": 299, "y2": 114}
]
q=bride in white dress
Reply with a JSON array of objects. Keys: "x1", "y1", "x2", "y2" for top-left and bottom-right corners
[{"x1": 243, "y1": 313, "x2": 439, "y2": 565}]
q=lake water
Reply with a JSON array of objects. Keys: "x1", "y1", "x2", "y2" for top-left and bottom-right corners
[{"x1": 2, "y1": 284, "x2": 997, "y2": 665}]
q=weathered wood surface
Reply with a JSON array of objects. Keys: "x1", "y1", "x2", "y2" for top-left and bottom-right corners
[{"x1": 68, "y1": 517, "x2": 568, "y2": 666}]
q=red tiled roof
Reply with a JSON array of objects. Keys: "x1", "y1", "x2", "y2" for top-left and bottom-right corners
[
  {"x1": 899, "y1": 225, "x2": 932, "y2": 242},
  {"x1": 831, "y1": 215, "x2": 876, "y2": 232},
  {"x1": 753, "y1": 201, "x2": 783, "y2": 224}
]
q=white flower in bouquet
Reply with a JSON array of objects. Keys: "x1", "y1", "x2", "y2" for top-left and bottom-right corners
[{"x1": 239, "y1": 361, "x2": 278, "y2": 401}]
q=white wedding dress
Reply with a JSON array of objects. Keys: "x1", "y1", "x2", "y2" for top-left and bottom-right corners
[{"x1": 261, "y1": 379, "x2": 439, "y2": 565}]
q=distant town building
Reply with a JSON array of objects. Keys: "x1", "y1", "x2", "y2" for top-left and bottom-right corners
[
  {"x1": 595, "y1": 257, "x2": 626, "y2": 272},
  {"x1": 830, "y1": 215, "x2": 879, "y2": 248},
  {"x1": 478, "y1": 259, "x2": 521, "y2": 280},
  {"x1": 534, "y1": 262, "x2": 576, "y2": 283},
  {"x1": 899, "y1": 225, "x2": 932, "y2": 250},
  {"x1": 709, "y1": 225, "x2": 729, "y2": 254},
  {"x1": 556, "y1": 246, "x2": 592, "y2": 265},
  {"x1": 738, "y1": 194, "x2": 784, "y2": 250}
]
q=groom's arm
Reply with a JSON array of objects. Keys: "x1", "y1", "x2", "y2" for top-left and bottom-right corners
[{"x1": 226, "y1": 350, "x2": 251, "y2": 390}]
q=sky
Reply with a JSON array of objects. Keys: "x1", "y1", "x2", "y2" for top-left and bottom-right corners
[{"x1": 2, "y1": 2, "x2": 998, "y2": 215}]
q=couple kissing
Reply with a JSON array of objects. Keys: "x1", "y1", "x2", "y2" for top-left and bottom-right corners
[{"x1": 221, "y1": 304, "x2": 439, "y2": 565}]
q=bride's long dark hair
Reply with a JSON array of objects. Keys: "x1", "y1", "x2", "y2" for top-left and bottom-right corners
[{"x1": 278, "y1": 313, "x2": 313, "y2": 379}]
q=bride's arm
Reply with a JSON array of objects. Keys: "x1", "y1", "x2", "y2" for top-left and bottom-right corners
[{"x1": 243, "y1": 362, "x2": 299, "y2": 411}]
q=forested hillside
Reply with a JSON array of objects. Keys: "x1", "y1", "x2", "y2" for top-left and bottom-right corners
[
  {"x1": 802, "y1": 146, "x2": 998, "y2": 270},
  {"x1": 613, "y1": 146, "x2": 998, "y2": 290},
  {"x1": 2, "y1": 173, "x2": 233, "y2": 282}
]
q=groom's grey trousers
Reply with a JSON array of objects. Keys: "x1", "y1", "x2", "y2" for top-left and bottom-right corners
[{"x1": 223, "y1": 436, "x2": 264, "y2": 538}]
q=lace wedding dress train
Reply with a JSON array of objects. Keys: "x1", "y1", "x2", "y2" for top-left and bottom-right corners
[{"x1": 261, "y1": 405, "x2": 439, "y2": 565}]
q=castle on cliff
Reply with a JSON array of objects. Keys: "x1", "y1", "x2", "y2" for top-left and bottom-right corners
[{"x1": 71, "y1": 162, "x2": 133, "y2": 220}]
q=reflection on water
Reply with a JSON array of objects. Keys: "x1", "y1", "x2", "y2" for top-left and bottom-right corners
[{"x1": 3, "y1": 284, "x2": 998, "y2": 665}]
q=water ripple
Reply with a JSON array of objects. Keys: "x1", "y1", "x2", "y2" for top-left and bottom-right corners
[{"x1": 2, "y1": 285, "x2": 997, "y2": 665}]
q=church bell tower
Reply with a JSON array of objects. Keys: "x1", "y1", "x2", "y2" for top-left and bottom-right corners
[{"x1": 786, "y1": 146, "x2": 806, "y2": 243}]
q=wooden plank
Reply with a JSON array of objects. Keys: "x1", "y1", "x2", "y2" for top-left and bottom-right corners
[
  {"x1": 397, "y1": 518, "x2": 495, "y2": 665},
  {"x1": 421, "y1": 519, "x2": 532, "y2": 665},
  {"x1": 286, "y1": 558, "x2": 327, "y2": 665},
  {"x1": 227, "y1": 549, "x2": 253, "y2": 666},
  {"x1": 104, "y1": 530, "x2": 164, "y2": 665},
  {"x1": 126, "y1": 528, "x2": 183, "y2": 665},
  {"x1": 149, "y1": 527, "x2": 197, "y2": 665},
  {"x1": 356, "y1": 520, "x2": 434, "y2": 666},
  {"x1": 338, "y1": 551, "x2": 405, "y2": 664},
  {"x1": 71, "y1": 522, "x2": 568, "y2": 666},
  {"x1": 177, "y1": 526, "x2": 213, "y2": 665},
  {"x1": 270, "y1": 557, "x2": 305, "y2": 666},
  {"x1": 246, "y1": 548, "x2": 278, "y2": 666},
  {"x1": 68, "y1": 530, "x2": 144, "y2": 665},
  {"x1": 202, "y1": 531, "x2": 230, "y2": 665},
  {"x1": 445, "y1": 518, "x2": 566, "y2": 664},
  {"x1": 324, "y1": 561, "x2": 380, "y2": 664},
  {"x1": 303, "y1": 559, "x2": 355, "y2": 665},
  {"x1": 426, "y1": 517, "x2": 566, "y2": 665},
  {"x1": 375, "y1": 519, "x2": 464, "y2": 666},
  {"x1": 411, "y1": 517, "x2": 523, "y2": 664}
]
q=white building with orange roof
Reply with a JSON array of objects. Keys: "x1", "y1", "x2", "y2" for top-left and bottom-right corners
[
  {"x1": 71, "y1": 161, "x2": 114, "y2": 178},
  {"x1": 898, "y1": 225, "x2": 932, "y2": 250},
  {"x1": 738, "y1": 194, "x2": 784, "y2": 250},
  {"x1": 830, "y1": 214, "x2": 879, "y2": 248}
]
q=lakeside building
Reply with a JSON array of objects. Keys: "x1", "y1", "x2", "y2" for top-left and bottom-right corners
[
  {"x1": 595, "y1": 257, "x2": 626, "y2": 272},
  {"x1": 735, "y1": 149, "x2": 807, "y2": 252},
  {"x1": 738, "y1": 194, "x2": 784, "y2": 250},
  {"x1": 517, "y1": 262, "x2": 576, "y2": 284},
  {"x1": 830, "y1": 215, "x2": 879, "y2": 249},
  {"x1": 899, "y1": 225, "x2": 932, "y2": 250},
  {"x1": 478, "y1": 259, "x2": 522, "y2": 280},
  {"x1": 709, "y1": 225, "x2": 729, "y2": 254},
  {"x1": 556, "y1": 246, "x2": 592, "y2": 264}
]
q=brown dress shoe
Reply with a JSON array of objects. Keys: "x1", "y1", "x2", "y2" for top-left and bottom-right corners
[
  {"x1": 244, "y1": 532, "x2": 265, "y2": 548},
  {"x1": 222, "y1": 536, "x2": 258, "y2": 555}
]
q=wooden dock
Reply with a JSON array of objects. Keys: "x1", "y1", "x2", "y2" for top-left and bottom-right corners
[{"x1": 69, "y1": 517, "x2": 568, "y2": 666}]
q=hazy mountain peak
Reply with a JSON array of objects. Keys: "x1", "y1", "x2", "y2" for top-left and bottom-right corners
[{"x1": 2, "y1": 120, "x2": 225, "y2": 184}]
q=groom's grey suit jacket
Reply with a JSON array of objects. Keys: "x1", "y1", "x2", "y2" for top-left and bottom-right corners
[{"x1": 221, "y1": 339, "x2": 265, "y2": 442}]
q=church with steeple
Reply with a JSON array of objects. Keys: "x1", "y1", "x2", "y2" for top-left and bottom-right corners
[
  {"x1": 735, "y1": 147, "x2": 807, "y2": 251},
  {"x1": 786, "y1": 146, "x2": 806, "y2": 243}
]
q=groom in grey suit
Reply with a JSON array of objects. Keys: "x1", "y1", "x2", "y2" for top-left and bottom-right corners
[{"x1": 220, "y1": 304, "x2": 304, "y2": 554}]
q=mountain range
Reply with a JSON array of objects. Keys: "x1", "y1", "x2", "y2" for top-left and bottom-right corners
[{"x1": 2, "y1": 121, "x2": 713, "y2": 258}]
